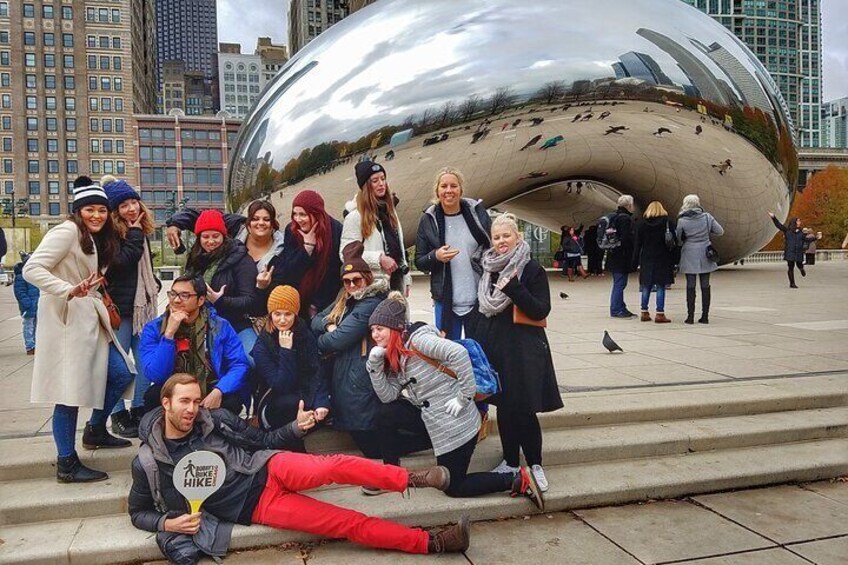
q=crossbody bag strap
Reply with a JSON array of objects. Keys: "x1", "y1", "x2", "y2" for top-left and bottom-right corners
[{"x1": 410, "y1": 345, "x2": 457, "y2": 379}]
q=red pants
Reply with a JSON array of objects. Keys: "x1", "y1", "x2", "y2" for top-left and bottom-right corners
[{"x1": 251, "y1": 452, "x2": 430, "y2": 554}]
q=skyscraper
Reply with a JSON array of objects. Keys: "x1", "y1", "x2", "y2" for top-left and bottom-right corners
[
  {"x1": 680, "y1": 0, "x2": 822, "y2": 148},
  {"x1": 155, "y1": 0, "x2": 218, "y2": 112},
  {"x1": 821, "y1": 97, "x2": 848, "y2": 148},
  {"x1": 0, "y1": 0, "x2": 156, "y2": 228},
  {"x1": 288, "y1": 0, "x2": 349, "y2": 55}
]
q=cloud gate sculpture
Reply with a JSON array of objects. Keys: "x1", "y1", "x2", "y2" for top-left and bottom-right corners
[{"x1": 229, "y1": 0, "x2": 798, "y2": 262}]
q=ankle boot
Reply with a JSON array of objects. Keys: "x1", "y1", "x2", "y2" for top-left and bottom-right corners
[
  {"x1": 685, "y1": 287, "x2": 696, "y2": 324},
  {"x1": 130, "y1": 407, "x2": 145, "y2": 428},
  {"x1": 788, "y1": 268, "x2": 797, "y2": 288},
  {"x1": 698, "y1": 287, "x2": 711, "y2": 324},
  {"x1": 408, "y1": 465, "x2": 450, "y2": 491},
  {"x1": 640, "y1": 311, "x2": 652, "y2": 322},
  {"x1": 82, "y1": 423, "x2": 132, "y2": 450},
  {"x1": 110, "y1": 409, "x2": 139, "y2": 439},
  {"x1": 654, "y1": 312, "x2": 671, "y2": 323},
  {"x1": 57, "y1": 453, "x2": 108, "y2": 483},
  {"x1": 428, "y1": 515, "x2": 470, "y2": 553}
]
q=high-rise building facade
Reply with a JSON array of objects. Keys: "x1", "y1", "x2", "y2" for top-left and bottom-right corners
[
  {"x1": 255, "y1": 37, "x2": 288, "y2": 85},
  {"x1": 133, "y1": 113, "x2": 241, "y2": 230},
  {"x1": 217, "y1": 43, "x2": 262, "y2": 118},
  {"x1": 288, "y1": 0, "x2": 348, "y2": 55},
  {"x1": 155, "y1": 0, "x2": 218, "y2": 112},
  {"x1": 0, "y1": 0, "x2": 156, "y2": 228},
  {"x1": 680, "y1": 0, "x2": 822, "y2": 148},
  {"x1": 161, "y1": 61, "x2": 211, "y2": 116},
  {"x1": 821, "y1": 97, "x2": 848, "y2": 148}
]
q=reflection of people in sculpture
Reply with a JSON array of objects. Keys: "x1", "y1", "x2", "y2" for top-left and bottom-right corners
[
  {"x1": 712, "y1": 159, "x2": 732, "y2": 175},
  {"x1": 604, "y1": 125, "x2": 629, "y2": 135},
  {"x1": 519, "y1": 134, "x2": 542, "y2": 151},
  {"x1": 539, "y1": 135, "x2": 564, "y2": 150},
  {"x1": 129, "y1": 373, "x2": 471, "y2": 561},
  {"x1": 571, "y1": 113, "x2": 582, "y2": 122},
  {"x1": 598, "y1": 111, "x2": 611, "y2": 120},
  {"x1": 530, "y1": 117, "x2": 544, "y2": 126},
  {"x1": 653, "y1": 127, "x2": 672, "y2": 136},
  {"x1": 695, "y1": 125, "x2": 703, "y2": 135}
]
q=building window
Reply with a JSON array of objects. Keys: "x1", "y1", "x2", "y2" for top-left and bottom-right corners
[
  {"x1": 101, "y1": 77, "x2": 111, "y2": 90},
  {"x1": 28, "y1": 160, "x2": 39, "y2": 174},
  {"x1": 102, "y1": 139, "x2": 113, "y2": 153},
  {"x1": 114, "y1": 98, "x2": 123, "y2": 111},
  {"x1": 114, "y1": 77, "x2": 122, "y2": 91},
  {"x1": 116, "y1": 160, "x2": 125, "y2": 174},
  {"x1": 0, "y1": 3, "x2": 7, "y2": 17},
  {"x1": 3, "y1": 181, "x2": 12, "y2": 194},
  {"x1": 62, "y1": 34, "x2": 73, "y2": 48},
  {"x1": 24, "y1": 32, "x2": 36, "y2": 46},
  {"x1": 2, "y1": 73, "x2": 11, "y2": 87},
  {"x1": 103, "y1": 160, "x2": 114, "y2": 174},
  {"x1": 27, "y1": 138, "x2": 38, "y2": 152},
  {"x1": 90, "y1": 139, "x2": 99, "y2": 153},
  {"x1": 44, "y1": 54, "x2": 55, "y2": 68},
  {"x1": 46, "y1": 117, "x2": 57, "y2": 131},
  {"x1": 98, "y1": 8, "x2": 108, "y2": 22},
  {"x1": 2, "y1": 159, "x2": 10, "y2": 173},
  {"x1": 90, "y1": 160, "x2": 100, "y2": 174},
  {"x1": 67, "y1": 160, "x2": 78, "y2": 174},
  {"x1": 26, "y1": 117, "x2": 38, "y2": 131},
  {"x1": 88, "y1": 55, "x2": 97, "y2": 69},
  {"x1": 102, "y1": 119, "x2": 112, "y2": 132},
  {"x1": 47, "y1": 160, "x2": 59, "y2": 173},
  {"x1": 45, "y1": 96, "x2": 57, "y2": 110},
  {"x1": 87, "y1": 35, "x2": 96, "y2": 48},
  {"x1": 65, "y1": 117, "x2": 76, "y2": 131},
  {"x1": 115, "y1": 140, "x2": 124, "y2": 153},
  {"x1": 63, "y1": 75, "x2": 75, "y2": 89},
  {"x1": 1, "y1": 137, "x2": 10, "y2": 151},
  {"x1": 28, "y1": 181, "x2": 40, "y2": 194},
  {"x1": 48, "y1": 181, "x2": 60, "y2": 194},
  {"x1": 62, "y1": 6, "x2": 72, "y2": 20},
  {"x1": 29, "y1": 203, "x2": 40, "y2": 216},
  {"x1": 47, "y1": 139, "x2": 58, "y2": 155},
  {"x1": 89, "y1": 76, "x2": 98, "y2": 90},
  {"x1": 49, "y1": 202, "x2": 60, "y2": 216},
  {"x1": 111, "y1": 9, "x2": 121, "y2": 23},
  {"x1": 113, "y1": 57, "x2": 121, "y2": 70},
  {"x1": 2, "y1": 116, "x2": 11, "y2": 129},
  {"x1": 23, "y1": 4, "x2": 35, "y2": 18},
  {"x1": 2, "y1": 94, "x2": 11, "y2": 108},
  {"x1": 64, "y1": 97, "x2": 75, "y2": 110},
  {"x1": 89, "y1": 98, "x2": 98, "y2": 111},
  {"x1": 44, "y1": 75, "x2": 56, "y2": 89},
  {"x1": 101, "y1": 97, "x2": 111, "y2": 111},
  {"x1": 42, "y1": 5, "x2": 54, "y2": 18},
  {"x1": 24, "y1": 53, "x2": 35, "y2": 67},
  {"x1": 63, "y1": 55, "x2": 74, "y2": 69},
  {"x1": 43, "y1": 31, "x2": 55, "y2": 45},
  {"x1": 66, "y1": 139, "x2": 77, "y2": 153},
  {"x1": 112, "y1": 37, "x2": 121, "y2": 49},
  {"x1": 99, "y1": 36, "x2": 109, "y2": 49},
  {"x1": 114, "y1": 119, "x2": 123, "y2": 133},
  {"x1": 100, "y1": 56, "x2": 110, "y2": 70},
  {"x1": 90, "y1": 118, "x2": 99, "y2": 132}
]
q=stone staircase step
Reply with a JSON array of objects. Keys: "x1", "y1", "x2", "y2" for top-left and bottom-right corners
[
  {"x1": 2, "y1": 375, "x2": 844, "y2": 482},
  {"x1": 2, "y1": 407, "x2": 845, "y2": 526},
  {"x1": 2, "y1": 438, "x2": 846, "y2": 565}
]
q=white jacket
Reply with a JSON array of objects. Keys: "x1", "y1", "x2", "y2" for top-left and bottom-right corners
[{"x1": 340, "y1": 197, "x2": 412, "y2": 289}]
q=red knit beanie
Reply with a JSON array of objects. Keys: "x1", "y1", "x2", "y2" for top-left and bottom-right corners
[
  {"x1": 194, "y1": 209, "x2": 227, "y2": 236},
  {"x1": 292, "y1": 190, "x2": 325, "y2": 214}
]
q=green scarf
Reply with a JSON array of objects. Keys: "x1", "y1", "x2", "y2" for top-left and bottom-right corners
[{"x1": 164, "y1": 307, "x2": 216, "y2": 395}]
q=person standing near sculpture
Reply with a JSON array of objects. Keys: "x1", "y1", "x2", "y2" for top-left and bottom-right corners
[
  {"x1": 23, "y1": 181, "x2": 136, "y2": 483},
  {"x1": 633, "y1": 201, "x2": 675, "y2": 323},
  {"x1": 676, "y1": 195, "x2": 724, "y2": 323},
  {"x1": 341, "y1": 161, "x2": 411, "y2": 294},
  {"x1": 767, "y1": 212, "x2": 820, "y2": 288},
  {"x1": 415, "y1": 167, "x2": 491, "y2": 339},
  {"x1": 605, "y1": 195, "x2": 636, "y2": 318}
]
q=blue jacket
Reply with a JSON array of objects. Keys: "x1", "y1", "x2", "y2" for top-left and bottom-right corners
[
  {"x1": 13, "y1": 262, "x2": 39, "y2": 317},
  {"x1": 139, "y1": 306, "x2": 250, "y2": 398}
]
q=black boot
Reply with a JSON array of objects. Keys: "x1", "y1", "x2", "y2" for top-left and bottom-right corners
[
  {"x1": 82, "y1": 423, "x2": 132, "y2": 450},
  {"x1": 685, "y1": 287, "x2": 696, "y2": 324},
  {"x1": 129, "y1": 406, "x2": 145, "y2": 428},
  {"x1": 788, "y1": 267, "x2": 798, "y2": 288},
  {"x1": 57, "y1": 453, "x2": 108, "y2": 483},
  {"x1": 110, "y1": 409, "x2": 139, "y2": 439},
  {"x1": 698, "y1": 287, "x2": 711, "y2": 324}
]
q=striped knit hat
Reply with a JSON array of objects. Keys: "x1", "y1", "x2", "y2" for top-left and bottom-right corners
[{"x1": 72, "y1": 183, "x2": 110, "y2": 213}]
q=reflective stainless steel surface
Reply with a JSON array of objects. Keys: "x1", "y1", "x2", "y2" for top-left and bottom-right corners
[{"x1": 230, "y1": 0, "x2": 798, "y2": 262}]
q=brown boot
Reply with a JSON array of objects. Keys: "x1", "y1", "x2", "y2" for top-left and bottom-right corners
[
  {"x1": 640, "y1": 311, "x2": 652, "y2": 322},
  {"x1": 654, "y1": 312, "x2": 671, "y2": 323},
  {"x1": 428, "y1": 515, "x2": 470, "y2": 553},
  {"x1": 408, "y1": 465, "x2": 450, "y2": 491}
]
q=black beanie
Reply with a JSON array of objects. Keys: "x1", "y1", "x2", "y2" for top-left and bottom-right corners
[
  {"x1": 73, "y1": 175, "x2": 94, "y2": 189},
  {"x1": 355, "y1": 161, "x2": 386, "y2": 189}
]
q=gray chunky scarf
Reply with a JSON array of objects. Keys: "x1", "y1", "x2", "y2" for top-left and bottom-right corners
[{"x1": 477, "y1": 239, "x2": 531, "y2": 317}]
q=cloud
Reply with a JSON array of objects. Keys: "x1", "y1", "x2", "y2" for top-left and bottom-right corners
[
  {"x1": 822, "y1": 0, "x2": 848, "y2": 101},
  {"x1": 217, "y1": 0, "x2": 288, "y2": 52}
]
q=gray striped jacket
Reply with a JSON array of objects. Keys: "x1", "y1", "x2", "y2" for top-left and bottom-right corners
[{"x1": 367, "y1": 324, "x2": 480, "y2": 456}]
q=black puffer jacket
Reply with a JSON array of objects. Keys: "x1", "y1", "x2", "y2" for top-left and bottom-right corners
[
  {"x1": 771, "y1": 216, "x2": 816, "y2": 262},
  {"x1": 604, "y1": 207, "x2": 635, "y2": 273},
  {"x1": 106, "y1": 228, "x2": 156, "y2": 317},
  {"x1": 634, "y1": 217, "x2": 675, "y2": 287},
  {"x1": 188, "y1": 242, "x2": 258, "y2": 333}
]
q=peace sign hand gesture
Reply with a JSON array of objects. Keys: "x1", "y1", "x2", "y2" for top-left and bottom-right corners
[{"x1": 68, "y1": 273, "x2": 104, "y2": 300}]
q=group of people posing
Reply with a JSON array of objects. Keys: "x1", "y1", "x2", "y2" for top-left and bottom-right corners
[{"x1": 23, "y1": 162, "x2": 561, "y2": 560}]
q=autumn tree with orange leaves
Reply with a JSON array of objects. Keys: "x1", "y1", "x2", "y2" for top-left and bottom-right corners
[{"x1": 763, "y1": 165, "x2": 848, "y2": 250}]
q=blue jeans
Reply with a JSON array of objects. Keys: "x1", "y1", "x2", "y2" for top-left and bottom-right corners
[
  {"x1": 54, "y1": 343, "x2": 134, "y2": 457},
  {"x1": 434, "y1": 302, "x2": 471, "y2": 340},
  {"x1": 610, "y1": 272, "x2": 629, "y2": 315},
  {"x1": 112, "y1": 317, "x2": 148, "y2": 412},
  {"x1": 238, "y1": 327, "x2": 258, "y2": 369},
  {"x1": 22, "y1": 316, "x2": 36, "y2": 351},
  {"x1": 640, "y1": 285, "x2": 666, "y2": 312}
]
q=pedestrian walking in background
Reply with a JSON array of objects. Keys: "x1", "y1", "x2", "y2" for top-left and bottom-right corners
[
  {"x1": 677, "y1": 195, "x2": 724, "y2": 323},
  {"x1": 341, "y1": 161, "x2": 412, "y2": 294},
  {"x1": 312, "y1": 241, "x2": 389, "y2": 462},
  {"x1": 584, "y1": 224, "x2": 605, "y2": 276},
  {"x1": 802, "y1": 228, "x2": 820, "y2": 266},
  {"x1": 184, "y1": 209, "x2": 258, "y2": 351},
  {"x1": 634, "y1": 201, "x2": 675, "y2": 323},
  {"x1": 415, "y1": 167, "x2": 491, "y2": 339},
  {"x1": 366, "y1": 293, "x2": 545, "y2": 508},
  {"x1": 560, "y1": 225, "x2": 588, "y2": 281},
  {"x1": 101, "y1": 177, "x2": 160, "y2": 439},
  {"x1": 467, "y1": 213, "x2": 563, "y2": 493},
  {"x1": 13, "y1": 252, "x2": 39, "y2": 354},
  {"x1": 251, "y1": 285, "x2": 330, "y2": 442},
  {"x1": 605, "y1": 195, "x2": 636, "y2": 318},
  {"x1": 768, "y1": 212, "x2": 820, "y2": 288},
  {"x1": 23, "y1": 181, "x2": 136, "y2": 483}
]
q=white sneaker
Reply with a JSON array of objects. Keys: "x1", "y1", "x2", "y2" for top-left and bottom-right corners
[
  {"x1": 491, "y1": 459, "x2": 520, "y2": 474},
  {"x1": 531, "y1": 464, "x2": 549, "y2": 492}
]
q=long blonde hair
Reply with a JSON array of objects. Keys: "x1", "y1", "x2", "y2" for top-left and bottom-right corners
[
  {"x1": 357, "y1": 180, "x2": 398, "y2": 239},
  {"x1": 643, "y1": 201, "x2": 668, "y2": 219},
  {"x1": 323, "y1": 271, "x2": 375, "y2": 326},
  {"x1": 111, "y1": 199, "x2": 155, "y2": 238}
]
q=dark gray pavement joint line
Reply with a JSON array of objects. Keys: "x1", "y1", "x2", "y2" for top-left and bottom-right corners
[{"x1": 570, "y1": 510, "x2": 649, "y2": 565}]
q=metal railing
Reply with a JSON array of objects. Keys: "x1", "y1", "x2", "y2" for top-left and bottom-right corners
[{"x1": 737, "y1": 249, "x2": 847, "y2": 264}]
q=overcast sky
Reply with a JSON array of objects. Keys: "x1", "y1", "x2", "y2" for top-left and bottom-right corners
[{"x1": 217, "y1": 0, "x2": 848, "y2": 101}]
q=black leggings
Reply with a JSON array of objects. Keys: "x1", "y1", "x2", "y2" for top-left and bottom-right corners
[
  {"x1": 685, "y1": 273, "x2": 711, "y2": 290},
  {"x1": 378, "y1": 399, "x2": 513, "y2": 498},
  {"x1": 787, "y1": 260, "x2": 804, "y2": 285},
  {"x1": 497, "y1": 408, "x2": 543, "y2": 467}
]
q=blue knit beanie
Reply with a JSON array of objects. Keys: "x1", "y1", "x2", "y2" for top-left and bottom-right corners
[{"x1": 105, "y1": 179, "x2": 141, "y2": 210}]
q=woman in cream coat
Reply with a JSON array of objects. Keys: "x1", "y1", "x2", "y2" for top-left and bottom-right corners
[{"x1": 24, "y1": 181, "x2": 136, "y2": 483}]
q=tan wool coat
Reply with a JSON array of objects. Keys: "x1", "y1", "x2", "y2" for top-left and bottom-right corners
[{"x1": 23, "y1": 221, "x2": 136, "y2": 409}]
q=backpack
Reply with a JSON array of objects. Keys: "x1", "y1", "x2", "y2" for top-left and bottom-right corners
[
  {"x1": 411, "y1": 338, "x2": 501, "y2": 401},
  {"x1": 597, "y1": 213, "x2": 622, "y2": 250}
]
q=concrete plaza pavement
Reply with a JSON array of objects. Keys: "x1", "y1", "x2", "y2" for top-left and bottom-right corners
[{"x1": 0, "y1": 260, "x2": 846, "y2": 564}]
